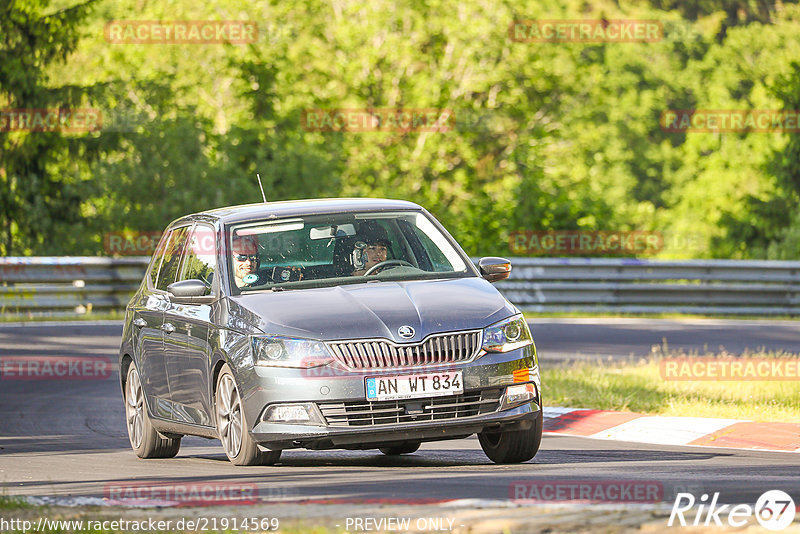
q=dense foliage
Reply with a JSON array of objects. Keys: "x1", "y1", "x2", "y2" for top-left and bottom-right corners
[{"x1": 1, "y1": 0, "x2": 799, "y2": 258}]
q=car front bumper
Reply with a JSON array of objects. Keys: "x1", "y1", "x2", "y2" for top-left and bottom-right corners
[
  {"x1": 252, "y1": 398, "x2": 540, "y2": 450},
  {"x1": 239, "y1": 346, "x2": 540, "y2": 450}
]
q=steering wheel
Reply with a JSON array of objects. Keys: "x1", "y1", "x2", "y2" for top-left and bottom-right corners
[{"x1": 363, "y1": 259, "x2": 414, "y2": 276}]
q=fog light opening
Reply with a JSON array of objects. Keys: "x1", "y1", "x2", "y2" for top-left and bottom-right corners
[
  {"x1": 263, "y1": 403, "x2": 314, "y2": 423},
  {"x1": 501, "y1": 383, "x2": 537, "y2": 410}
]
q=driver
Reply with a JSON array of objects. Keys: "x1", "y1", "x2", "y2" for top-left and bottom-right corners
[{"x1": 351, "y1": 224, "x2": 391, "y2": 276}]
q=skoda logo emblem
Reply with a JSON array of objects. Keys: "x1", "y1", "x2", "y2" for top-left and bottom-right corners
[{"x1": 398, "y1": 325, "x2": 415, "y2": 339}]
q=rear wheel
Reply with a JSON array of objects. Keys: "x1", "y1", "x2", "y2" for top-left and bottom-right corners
[
  {"x1": 125, "y1": 364, "x2": 181, "y2": 459},
  {"x1": 216, "y1": 364, "x2": 281, "y2": 466},
  {"x1": 379, "y1": 442, "x2": 421, "y2": 455},
  {"x1": 478, "y1": 410, "x2": 542, "y2": 464}
]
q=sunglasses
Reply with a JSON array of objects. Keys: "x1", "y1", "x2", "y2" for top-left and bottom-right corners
[{"x1": 235, "y1": 254, "x2": 259, "y2": 262}]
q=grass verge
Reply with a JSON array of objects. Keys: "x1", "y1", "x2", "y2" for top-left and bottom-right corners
[
  {"x1": 0, "y1": 495, "x2": 31, "y2": 510},
  {"x1": 0, "y1": 310, "x2": 125, "y2": 323},
  {"x1": 542, "y1": 351, "x2": 800, "y2": 422}
]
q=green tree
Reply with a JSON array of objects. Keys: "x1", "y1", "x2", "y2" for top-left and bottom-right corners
[
  {"x1": 0, "y1": 0, "x2": 101, "y2": 255},
  {"x1": 765, "y1": 62, "x2": 800, "y2": 259}
]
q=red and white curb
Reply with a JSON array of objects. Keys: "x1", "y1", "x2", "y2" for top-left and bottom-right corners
[{"x1": 543, "y1": 407, "x2": 800, "y2": 452}]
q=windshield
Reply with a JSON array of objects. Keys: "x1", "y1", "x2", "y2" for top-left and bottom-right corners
[{"x1": 226, "y1": 211, "x2": 472, "y2": 293}]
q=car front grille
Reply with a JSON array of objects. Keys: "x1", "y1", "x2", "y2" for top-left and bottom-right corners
[
  {"x1": 325, "y1": 330, "x2": 482, "y2": 370},
  {"x1": 318, "y1": 388, "x2": 503, "y2": 427}
]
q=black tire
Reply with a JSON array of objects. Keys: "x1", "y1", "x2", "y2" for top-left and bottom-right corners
[
  {"x1": 124, "y1": 364, "x2": 181, "y2": 459},
  {"x1": 379, "y1": 442, "x2": 421, "y2": 455},
  {"x1": 478, "y1": 410, "x2": 542, "y2": 464},
  {"x1": 215, "y1": 364, "x2": 281, "y2": 466}
]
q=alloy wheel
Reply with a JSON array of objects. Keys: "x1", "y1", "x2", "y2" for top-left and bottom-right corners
[
  {"x1": 217, "y1": 373, "x2": 243, "y2": 458},
  {"x1": 125, "y1": 367, "x2": 144, "y2": 449}
]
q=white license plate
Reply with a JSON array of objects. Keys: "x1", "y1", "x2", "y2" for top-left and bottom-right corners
[{"x1": 365, "y1": 371, "x2": 463, "y2": 401}]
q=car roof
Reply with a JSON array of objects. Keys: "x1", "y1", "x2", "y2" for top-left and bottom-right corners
[{"x1": 170, "y1": 198, "x2": 425, "y2": 227}]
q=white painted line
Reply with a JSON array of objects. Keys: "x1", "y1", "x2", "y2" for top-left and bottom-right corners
[
  {"x1": 589, "y1": 416, "x2": 743, "y2": 446},
  {"x1": 104, "y1": 499, "x2": 180, "y2": 507},
  {"x1": 442, "y1": 499, "x2": 671, "y2": 513},
  {"x1": 440, "y1": 499, "x2": 520, "y2": 508},
  {"x1": 543, "y1": 406, "x2": 583, "y2": 419},
  {"x1": 26, "y1": 496, "x2": 115, "y2": 507}
]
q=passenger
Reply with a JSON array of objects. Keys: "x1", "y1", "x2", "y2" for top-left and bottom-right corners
[{"x1": 231, "y1": 235, "x2": 260, "y2": 287}]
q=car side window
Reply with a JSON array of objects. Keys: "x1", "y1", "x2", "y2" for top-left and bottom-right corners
[
  {"x1": 179, "y1": 225, "x2": 216, "y2": 294},
  {"x1": 155, "y1": 226, "x2": 191, "y2": 292},
  {"x1": 148, "y1": 231, "x2": 170, "y2": 288}
]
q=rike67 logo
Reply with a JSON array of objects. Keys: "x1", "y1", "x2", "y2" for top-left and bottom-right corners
[{"x1": 669, "y1": 490, "x2": 796, "y2": 530}]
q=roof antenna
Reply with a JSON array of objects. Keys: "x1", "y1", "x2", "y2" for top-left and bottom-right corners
[{"x1": 256, "y1": 173, "x2": 268, "y2": 203}]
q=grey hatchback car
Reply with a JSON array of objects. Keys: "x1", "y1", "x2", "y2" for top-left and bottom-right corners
[{"x1": 119, "y1": 198, "x2": 542, "y2": 465}]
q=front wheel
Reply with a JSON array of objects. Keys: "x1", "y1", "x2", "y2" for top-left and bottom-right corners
[
  {"x1": 478, "y1": 411, "x2": 542, "y2": 464},
  {"x1": 215, "y1": 364, "x2": 281, "y2": 466},
  {"x1": 124, "y1": 363, "x2": 181, "y2": 459}
]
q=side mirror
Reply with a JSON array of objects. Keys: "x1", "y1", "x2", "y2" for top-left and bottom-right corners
[
  {"x1": 478, "y1": 257, "x2": 512, "y2": 283},
  {"x1": 167, "y1": 279, "x2": 214, "y2": 303}
]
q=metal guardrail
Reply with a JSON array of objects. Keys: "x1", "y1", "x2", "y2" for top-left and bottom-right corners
[
  {"x1": 0, "y1": 257, "x2": 148, "y2": 317},
  {"x1": 495, "y1": 257, "x2": 800, "y2": 315},
  {"x1": 1, "y1": 256, "x2": 799, "y2": 317}
]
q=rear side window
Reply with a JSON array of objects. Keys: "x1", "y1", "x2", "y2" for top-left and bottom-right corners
[
  {"x1": 155, "y1": 226, "x2": 191, "y2": 291},
  {"x1": 179, "y1": 225, "x2": 216, "y2": 294}
]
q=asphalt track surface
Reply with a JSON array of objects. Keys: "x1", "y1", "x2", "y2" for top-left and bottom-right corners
[{"x1": 0, "y1": 319, "x2": 799, "y2": 519}]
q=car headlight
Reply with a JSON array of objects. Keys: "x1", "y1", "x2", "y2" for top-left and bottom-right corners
[
  {"x1": 251, "y1": 336, "x2": 334, "y2": 368},
  {"x1": 482, "y1": 315, "x2": 533, "y2": 353}
]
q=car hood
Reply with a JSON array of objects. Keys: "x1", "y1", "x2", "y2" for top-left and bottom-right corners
[{"x1": 227, "y1": 277, "x2": 515, "y2": 342}]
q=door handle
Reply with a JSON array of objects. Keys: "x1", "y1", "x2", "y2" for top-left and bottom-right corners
[
  {"x1": 161, "y1": 323, "x2": 176, "y2": 334},
  {"x1": 133, "y1": 318, "x2": 146, "y2": 328}
]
